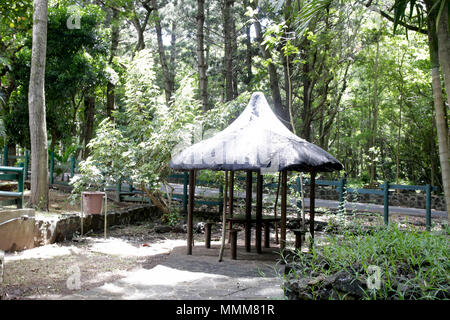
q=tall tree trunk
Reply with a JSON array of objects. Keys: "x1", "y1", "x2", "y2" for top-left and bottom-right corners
[
  {"x1": 149, "y1": 0, "x2": 174, "y2": 106},
  {"x1": 231, "y1": 9, "x2": 238, "y2": 99},
  {"x1": 7, "y1": 144, "x2": 16, "y2": 167},
  {"x1": 28, "y1": 0, "x2": 49, "y2": 210},
  {"x1": 197, "y1": 0, "x2": 209, "y2": 112},
  {"x1": 222, "y1": 0, "x2": 234, "y2": 102},
  {"x1": 370, "y1": 33, "x2": 380, "y2": 186},
  {"x1": 253, "y1": 13, "x2": 288, "y2": 124},
  {"x1": 169, "y1": 9, "x2": 177, "y2": 95},
  {"x1": 436, "y1": 0, "x2": 450, "y2": 111},
  {"x1": 301, "y1": 58, "x2": 313, "y2": 140},
  {"x1": 427, "y1": 2, "x2": 450, "y2": 220},
  {"x1": 106, "y1": 8, "x2": 120, "y2": 119},
  {"x1": 282, "y1": 0, "x2": 296, "y2": 133},
  {"x1": 244, "y1": 0, "x2": 253, "y2": 88},
  {"x1": 82, "y1": 96, "x2": 95, "y2": 160}
]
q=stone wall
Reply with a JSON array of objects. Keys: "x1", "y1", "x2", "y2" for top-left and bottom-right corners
[
  {"x1": 0, "y1": 205, "x2": 161, "y2": 252},
  {"x1": 300, "y1": 186, "x2": 446, "y2": 211}
]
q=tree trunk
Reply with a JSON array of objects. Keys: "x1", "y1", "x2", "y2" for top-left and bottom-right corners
[
  {"x1": 244, "y1": 0, "x2": 253, "y2": 88},
  {"x1": 197, "y1": 0, "x2": 209, "y2": 111},
  {"x1": 301, "y1": 58, "x2": 313, "y2": 140},
  {"x1": 82, "y1": 96, "x2": 95, "y2": 159},
  {"x1": 222, "y1": 0, "x2": 234, "y2": 102},
  {"x1": 436, "y1": 0, "x2": 450, "y2": 112},
  {"x1": 427, "y1": 1, "x2": 450, "y2": 220},
  {"x1": 7, "y1": 144, "x2": 15, "y2": 167},
  {"x1": 106, "y1": 8, "x2": 120, "y2": 119},
  {"x1": 149, "y1": 0, "x2": 174, "y2": 106},
  {"x1": 253, "y1": 15, "x2": 288, "y2": 124},
  {"x1": 231, "y1": 10, "x2": 238, "y2": 99},
  {"x1": 28, "y1": 0, "x2": 49, "y2": 210},
  {"x1": 370, "y1": 33, "x2": 380, "y2": 185}
]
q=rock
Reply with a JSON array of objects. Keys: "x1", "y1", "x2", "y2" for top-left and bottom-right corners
[
  {"x1": 154, "y1": 224, "x2": 172, "y2": 233},
  {"x1": 308, "y1": 275, "x2": 326, "y2": 286},
  {"x1": 194, "y1": 222, "x2": 206, "y2": 234},
  {"x1": 285, "y1": 278, "x2": 314, "y2": 300},
  {"x1": 330, "y1": 270, "x2": 366, "y2": 299},
  {"x1": 171, "y1": 223, "x2": 186, "y2": 233}
]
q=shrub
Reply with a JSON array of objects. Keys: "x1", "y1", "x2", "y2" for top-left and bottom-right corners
[{"x1": 281, "y1": 223, "x2": 450, "y2": 300}]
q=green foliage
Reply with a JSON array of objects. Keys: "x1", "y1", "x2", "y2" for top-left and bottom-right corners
[
  {"x1": 283, "y1": 223, "x2": 450, "y2": 299},
  {"x1": 73, "y1": 49, "x2": 201, "y2": 198}
]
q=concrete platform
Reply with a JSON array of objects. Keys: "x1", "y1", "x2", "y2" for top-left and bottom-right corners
[{"x1": 63, "y1": 241, "x2": 285, "y2": 300}]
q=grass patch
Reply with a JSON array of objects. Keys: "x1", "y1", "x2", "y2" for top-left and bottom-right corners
[{"x1": 282, "y1": 223, "x2": 449, "y2": 300}]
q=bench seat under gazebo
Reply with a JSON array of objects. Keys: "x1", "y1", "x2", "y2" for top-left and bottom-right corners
[{"x1": 170, "y1": 92, "x2": 343, "y2": 257}]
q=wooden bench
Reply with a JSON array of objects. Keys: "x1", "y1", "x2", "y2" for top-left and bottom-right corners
[
  {"x1": 0, "y1": 166, "x2": 25, "y2": 209},
  {"x1": 226, "y1": 215, "x2": 281, "y2": 251}
]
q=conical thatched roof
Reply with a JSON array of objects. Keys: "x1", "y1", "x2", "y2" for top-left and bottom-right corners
[{"x1": 170, "y1": 92, "x2": 343, "y2": 173}]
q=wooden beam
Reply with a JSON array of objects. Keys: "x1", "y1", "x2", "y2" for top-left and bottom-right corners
[
  {"x1": 255, "y1": 171, "x2": 263, "y2": 253},
  {"x1": 187, "y1": 169, "x2": 195, "y2": 255},
  {"x1": 245, "y1": 170, "x2": 252, "y2": 252},
  {"x1": 228, "y1": 170, "x2": 234, "y2": 243},
  {"x1": 280, "y1": 169, "x2": 287, "y2": 250},
  {"x1": 310, "y1": 170, "x2": 316, "y2": 239}
]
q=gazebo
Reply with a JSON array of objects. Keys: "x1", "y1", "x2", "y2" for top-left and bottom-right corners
[{"x1": 170, "y1": 92, "x2": 343, "y2": 255}]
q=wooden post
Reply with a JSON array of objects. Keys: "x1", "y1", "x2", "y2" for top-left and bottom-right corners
[
  {"x1": 187, "y1": 169, "x2": 196, "y2": 255},
  {"x1": 264, "y1": 222, "x2": 270, "y2": 248},
  {"x1": 183, "y1": 171, "x2": 188, "y2": 215},
  {"x1": 245, "y1": 170, "x2": 252, "y2": 252},
  {"x1": 426, "y1": 184, "x2": 431, "y2": 231},
  {"x1": 218, "y1": 171, "x2": 228, "y2": 262},
  {"x1": 383, "y1": 181, "x2": 389, "y2": 226},
  {"x1": 116, "y1": 182, "x2": 122, "y2": 202},
  {"x1": 228, "y1": 171, "x2": 234, "y2": 243},
  {"x1": 256, "y1": 171, "x2": 263, "y2": 253},
  {"x1": 104, "y1": 191, "x2": 107, "y2": 239},
  {"x1": 205, "y1": 222, "x2": 212, "y2": 248},
  {"x1": 338, "y1": 177, "x2": 346, "y2": 213},
  {"x1": 310, "y1": 171, "x2": 316, "y2": 239},
  {"x1": 280, "y1": 170, "x2": 287, "y2": 250},
  {"x1": 18, "y1": 163, "x2": 24, "y2": 209},
  {"x1": 230, "y1": 229, "x2": 237, "y2": 260}
]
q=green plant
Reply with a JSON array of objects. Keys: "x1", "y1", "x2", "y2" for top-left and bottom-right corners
[
  {"x1": 161, "y1": 208, "x2": 182, "y2": 227},
  {"x1": 281, "y1": 223, "x2": 450, "y2": 300}
]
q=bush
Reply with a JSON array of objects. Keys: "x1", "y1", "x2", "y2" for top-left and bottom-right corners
[{"x1": 281, "y1": 223, "x2": 450, "y2": 300}]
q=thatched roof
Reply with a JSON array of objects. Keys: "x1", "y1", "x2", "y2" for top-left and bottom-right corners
[{"x1": 170, "y1": 92, "x2": 343, "y2": 173}]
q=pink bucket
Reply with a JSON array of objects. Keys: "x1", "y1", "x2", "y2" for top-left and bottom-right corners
[{"x1": 82, "y1": 192, "x2": 105, "y2": 215}]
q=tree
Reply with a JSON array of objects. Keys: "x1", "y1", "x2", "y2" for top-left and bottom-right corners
[
  {"x1": 197, "y1": 0, "x2": 209, "y2": 111},
  {"x1": 28, "y1": 0, "x2": 49, "y2": 210}
]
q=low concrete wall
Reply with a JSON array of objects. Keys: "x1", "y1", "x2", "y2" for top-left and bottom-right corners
[
  {"x1": 0, "y1": 205, "x2": 161, "y2": 252},
  {"x1": 300, "y1": 186, "x2": 446, "y2": 211}
]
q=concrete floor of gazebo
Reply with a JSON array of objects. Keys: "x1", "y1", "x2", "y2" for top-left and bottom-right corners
[{"x1": 63, "y1": 236, "x2": 285, "y2": 300}]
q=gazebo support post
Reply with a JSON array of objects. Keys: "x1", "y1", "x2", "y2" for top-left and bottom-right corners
[
  {"x1": 280, "y1": 170, "x2": 287, "y2": 250},
  {"x1": 218, "y1": 171, "x2": 228, "y2": 262},
  {"x1": 256, "y1": 171, "x2": 263, "y2": 253},
  {"x1": 228, "y1": 171, "x2": 234, "y2": 243},
  {"x1": 310, "y1": 170, "x2": 316, "y2": 240},
  {"x1": 245, "y1": 170, "x2": 252, "y2": 252},
  {"x1": 187, "y1": 169, "x2": 196, "y2": 255}
]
